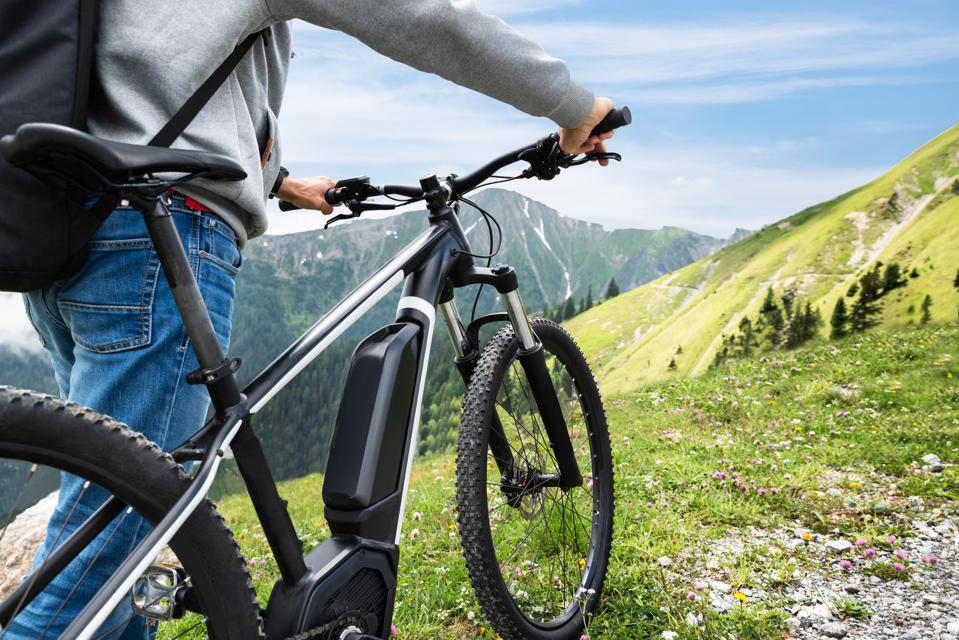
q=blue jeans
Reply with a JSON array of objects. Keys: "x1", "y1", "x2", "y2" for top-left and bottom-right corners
[{"x1": 6, "y1": 196, "x2": 241, "y2": 639}]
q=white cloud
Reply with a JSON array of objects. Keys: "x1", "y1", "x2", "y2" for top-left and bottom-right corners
[{"x1": 475, "y1": 0, "x2": 583, "y2": 17}]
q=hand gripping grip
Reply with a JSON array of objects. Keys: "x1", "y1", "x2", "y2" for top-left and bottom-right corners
[{"x1": 589, "y1": 106, "x2": 632, "y2": 136}]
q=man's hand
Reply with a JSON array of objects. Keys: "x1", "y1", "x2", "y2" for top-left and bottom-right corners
[
  {"x1": 558, "y1": 97, "x2": 617, "y2": 167},
  {"x1": 276, "y1": 175, "x2": 339, "y2": 214}
]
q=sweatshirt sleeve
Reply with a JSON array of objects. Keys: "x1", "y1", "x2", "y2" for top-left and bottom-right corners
[{"x1": 264, "y1": 0, "x2": 594, "y2": 128}]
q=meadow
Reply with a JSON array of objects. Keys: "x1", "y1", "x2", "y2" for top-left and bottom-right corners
[{"x1": 178, "y1": 323, "x2": 959, "y2": 639}]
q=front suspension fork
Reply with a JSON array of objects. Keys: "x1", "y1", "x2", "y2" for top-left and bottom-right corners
[{"x1": 439, "y1": 280, "x2": 582, "y2": 490}]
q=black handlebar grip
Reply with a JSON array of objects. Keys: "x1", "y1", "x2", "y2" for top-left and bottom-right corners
[
  {"x1": 589, "y1": 106, "x2": 632, "y2": 137},
  {"x1": 278, "y1": 200, "x2": 300, "y2": 212},
  {"x1": 325, "y1": 187, "x2": 345, "y2": 206}
]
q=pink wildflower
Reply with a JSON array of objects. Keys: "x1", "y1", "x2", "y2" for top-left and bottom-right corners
[
  {"x1": 894, "y1": 549, "x2": 908, "y2": 560},
  {"x1": 855, "y1": 538, "x2": 868, "y2": 547},
  {"x1": 863, "y1": 548, "x2": 877, "y2": 559},
  {"x1": 770, "y1": 487, "x2": 779, "y2": 495},
  {"x1": 839, "y1": 559, "x2": 853, "y2": 570},
  {"x1": 922, "y1": 555, "x2": 940, "y2": 565},
  {"x1": 687, "y1": 592, "x2": 698, "y2": 601},
  {"x1": 893, "y1": 562, "x2": 906, "y2": 572},
  {"x1": 693, "y1": 581, "x2": 707, "y2": 590},
  {"x1": 886, "y1": 535, "x2": 897, "y2": 544},
  {"x1": 758, "y1": 488, "x2": 767, "y2": 497},
  {"x1": 391, "y1": 624, "x2": 398, "y2": 637}
]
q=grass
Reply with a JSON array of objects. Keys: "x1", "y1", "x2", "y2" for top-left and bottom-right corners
[
  {"x1": 566, "y1": 124, "x2": 959, "y2": 395},
  {"x1": 163, "y1": 323, "x2": 958, "y2": 639}
]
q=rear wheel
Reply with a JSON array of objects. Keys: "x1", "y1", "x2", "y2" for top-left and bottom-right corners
[
  {"x1": 456, "y1": 319, "x2": 614, "y2": 640},
  {"x1": 0, "y1": 386, "x2": 262, "y2": 639}
]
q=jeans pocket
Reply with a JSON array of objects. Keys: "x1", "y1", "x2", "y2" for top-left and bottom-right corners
[
  {"x1": 57, "y1": 239, "x2": 161, "y2": 353},
  {"x1": 196, "y1": 216, "x2": 240, "y2": 350}
]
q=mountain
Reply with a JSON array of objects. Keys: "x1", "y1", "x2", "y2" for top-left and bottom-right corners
[
  {"x1": 223, "y1": 189, "x2": 734, "y2": 477},
  {"x1": 567, "y1": 125, "x2": 959, "y2": 395},
  {"x1": 240, "y1": 188, "x2": 728, "y2": 320}
]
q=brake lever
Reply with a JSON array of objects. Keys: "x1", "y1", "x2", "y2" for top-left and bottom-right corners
[
  {"x1": 324, "y1": 211, "x2": 360, "y2": 229},
  {"x1": 324, "y1": 201, "x2": 397, "y2": 229},
  {"x1": 564, "y1": 152, "x2": 623, "y2": 167}
]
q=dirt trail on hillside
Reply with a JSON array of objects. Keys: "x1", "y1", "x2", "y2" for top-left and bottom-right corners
[{"x1": 691, "y1": 254, "x2": 793, "y2": 375}]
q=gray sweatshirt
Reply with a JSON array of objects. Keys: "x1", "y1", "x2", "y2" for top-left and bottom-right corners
[{"x1": 89, "y1": 1, "x2": 594, "y2": 245}]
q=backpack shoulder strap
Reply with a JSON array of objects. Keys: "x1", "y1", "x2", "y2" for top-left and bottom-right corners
[
  {"x1": 73, "y1": 28, "x2": 270, "y2": 245},
  {"x1": 148, "y1": 28, "x2": 270, "y2": 148}
]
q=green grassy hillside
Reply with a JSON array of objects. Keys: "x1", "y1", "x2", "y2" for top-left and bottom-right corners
[
  {"x1": 567, "y1": 125, "x2": 959, "y2": 395},
  {"x1": 191, "y1": 324, "x2": 958, "y2": 640}
]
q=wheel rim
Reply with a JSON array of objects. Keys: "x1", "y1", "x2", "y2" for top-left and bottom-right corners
[{"x1": 483, "y1": 345, "x2": 603, "y2": 628}]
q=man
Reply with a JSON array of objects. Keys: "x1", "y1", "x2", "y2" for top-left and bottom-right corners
[{"x1": 13, "y1": 1, "x2": 617, "y2": 637}]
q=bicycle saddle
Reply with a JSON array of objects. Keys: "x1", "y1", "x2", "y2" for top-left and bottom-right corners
[{"x1": 0, "y1": 123, "x2": 246, "y2": 184}]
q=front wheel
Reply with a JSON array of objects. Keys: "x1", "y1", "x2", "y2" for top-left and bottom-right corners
[{"x1": 456, "y1": 318, "x2": 614, "y2": 640}]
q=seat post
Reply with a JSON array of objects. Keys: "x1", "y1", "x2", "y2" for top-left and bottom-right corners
[{"x1": 131, "y1": 193, "x2": 242, "y2": 412}]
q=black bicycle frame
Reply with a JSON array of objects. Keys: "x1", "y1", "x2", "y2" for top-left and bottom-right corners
[{"x1": 53, "y1": 179, "x2": 579, "y2": 640}]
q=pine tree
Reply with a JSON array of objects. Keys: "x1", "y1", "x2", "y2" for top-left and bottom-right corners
[
  {"x1": 585, "y1": 285, "x2": 594, "y2": 311},
  {"x1": 542, "y1": 300, "x2": 550, "y2": 320},
  {"x1": 830, "y1": 297, "x2": 848, "y2": 339},
  {"x1": 910, "y1": 267, "x2": 920, "y2": 279},
  {"x1": 605, "y1": 278, "x2": 620, "y2": 299},
  {"x1": 847, "y1": 282, "x2": 859, "y2": 297},
  {"x1": 781, "y1": 289, "x2": 795, "y2": 317},
  {"x1": 920, "y1": 294, "x2": 933, "y2": 324},
  {"x1": 882, "y1": 262, "x2": 904, "y2": 293},
  {"x1": 676, "y1": 345, "x2": 683, "y2": 355},
  {"x1": 562, "y1": 296, "x2": 576, "y2": 320},
  {"x1": 760, "y1": 288, "x2": 777, "y2": 313},
  {"x1": 738, "y1": 317, "x2": 756, "y2": 357},
  {"x1": 667, "y1": 358, "x2": 678, "y2": 371},
  {"x1": 849, "y1": 268, "x2": 883, "y2": 334}
]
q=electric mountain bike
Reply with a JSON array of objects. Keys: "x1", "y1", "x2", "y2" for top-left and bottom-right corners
[{"x1": 0, "y1": 106, "x2": 631, "y2": 640}]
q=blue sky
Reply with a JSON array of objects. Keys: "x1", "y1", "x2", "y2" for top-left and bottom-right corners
[
  {"x1": 1, "y1": 1, "x2": 957, "y2": 345},
  {"x1": 269, "y1": 0, "x2": 959, "y2": 237}
]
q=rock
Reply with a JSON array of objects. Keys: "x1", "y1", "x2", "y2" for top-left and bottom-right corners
[
  {"x1": 826, "y1": 488, "x2": 843, "y2": 497},
  {"x1": 662, "y1": 632, "x2": 678, "y2": 640},
  {"x1": 948, "y1": 621, "x2": 959, "y2": 635},
  {"x1": 0, "y1": 492, "x2": 57, "y2": 601},
  {"x1": 921, "y1": 453, "x2": 942, "y2": 466},
  {"x1": 821, "y1": 622, "x2": 847, "y2": 638},
  {"x1": 871, "y1": 499, "x2": 888, "y2": 514},
  {"x1": 844, "y1": 585, "x2": 860, "y2": 594},
  {"x1": 708, "y1": 579, "x2": 731, "y2": 593},
  {"x1": 825, "y1": 539, "x2": 853, "y2": 552},
  {"x1": 709, "y1": 594, "x2": 734, "y2": 613}
]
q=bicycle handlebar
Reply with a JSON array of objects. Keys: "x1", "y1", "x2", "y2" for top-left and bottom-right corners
[{"x1": 282, "y1": 106, "x2": 632, "y2": 215}]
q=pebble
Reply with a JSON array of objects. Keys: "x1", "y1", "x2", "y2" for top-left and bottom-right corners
[
  {"x1": 821, "y1": 622, "x2": 847, "y2": 638},
  {"x1": 948, "y1": 622, "x2": 959, "y2": 635},
  {"x1": 826, "y1": 488, "x2": 843, "y2": 497},
  {"x1": 825, "y1": 539, "x2": 853, "y2": 553},
  {"x1": 708, "y1": 579, "x2": 731, "y2": 593}
]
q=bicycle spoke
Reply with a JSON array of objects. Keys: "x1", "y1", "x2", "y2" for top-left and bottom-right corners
[
  {"x1": 37, "y1": 507, "x2": 133, "y2": 640},
  {"x1": 0, "y1": 463, "x2": 36, "y2": 550},
  {"x1": 1, "y1": 480, "x2": 91, "y2": 638}
]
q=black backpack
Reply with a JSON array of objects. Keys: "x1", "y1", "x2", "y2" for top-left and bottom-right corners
[{"x1": 0, "y1": 1, "x2": 265, "y2": 292}]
